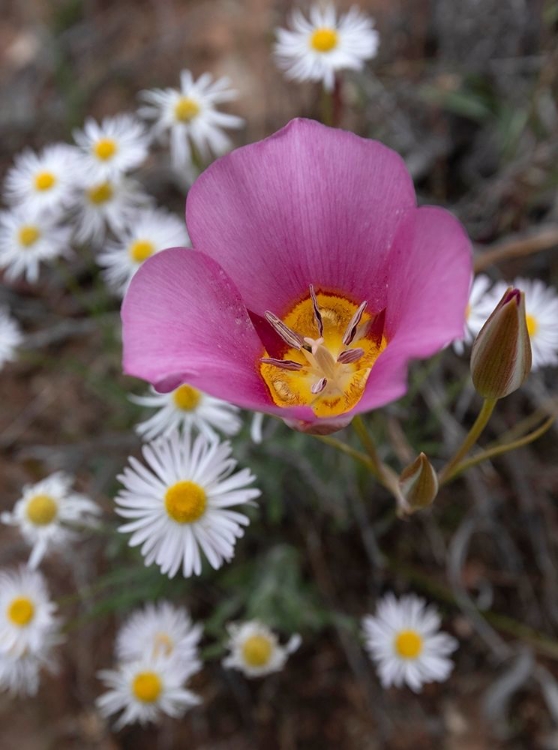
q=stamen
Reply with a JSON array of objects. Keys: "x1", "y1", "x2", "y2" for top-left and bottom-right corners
[
  {"x1": 368, "y1": 308, "x2": 386, "y2": 347},
  {"x1": 337, "y1": 348, "x2": 364, "y2": 364},
  {"x1": 342, "y1": 301, "x2": 368, "y2": 346},
  {"x1": 260, "y1": 357, "x2": 303, "y2": 371},
  {"x1": 309, "y1": 285, "x2": 324, "y2": 337},
  {"x1": 265, "y1": 311, "x2": 305, "y2": 350},
  {"x1": 311, "y1": 377, "x2": 327, "y2": 394}
]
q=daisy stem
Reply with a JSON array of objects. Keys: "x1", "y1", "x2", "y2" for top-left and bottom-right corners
[
  {"x1": 438, "y1": 398, "x2": 497, "y2": 485},
  {"x1": 320, "y1": 86, "x2": 334, "y2": 127},
  {"x1": 442, "y1": 415, "x2": 554, "y2": 480}
]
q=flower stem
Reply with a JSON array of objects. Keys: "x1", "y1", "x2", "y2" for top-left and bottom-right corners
[
  {"x1": 438, "y1": 398, "x2": 497, "y2": 485},
  {"x1": 352, "y1": 415, "x2": 402, "y2": 499},
  {"x1": 320, "y1": 86, "x2": 334, "y2": 126},
  {"x1": 445, "y1": 416, "x2": 554, "y2": 479}
]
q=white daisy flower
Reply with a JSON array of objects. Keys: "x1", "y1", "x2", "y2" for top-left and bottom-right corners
[
  {"x1": 115, "y1": 430, "x2": 260, "y2": 578},
  {"x1": 138, "y1": 70, "x2": 244, "y2": 171},
  {"x1": 274, "y1": 4, "x2": 379, "y2": 91},
  {"x1": 250, "y1": 413, "x2": 265, "y2": 444},
  {"x1": 0, "y1": 207, "x2": 72, "y2": 283},
  {"x1": 362, "y1": 593, "x2": 458, "y2": 692},
  {"x1": 96, "y1": 656, "x2": 200, "y2": 729},
  {"x1": 0, "y1": 629, "x2": 62, "y2": 697},
  {"x1": 97, "y1": 207, "x2": 188, "y2": 296},
  {"x1": 115, "y1": 601, "x2": 202, "y2": 667},
  {"x1": 453, "y1": 274, "x2": 494, "y2": 354},
  {"x1": 222, "y1": 620, "x2": 301, "y2": 678},
  {"x1": 0, "y1": 307, "x2": 23, "y2": 370},
  {"x1": 487, "y1": 278, "x2": 558, "y2": 370},
  {"x1": 3, "y1": 143, "x2": 80, "y2": 216},
  {"x1": 1, "y1": 471, "x2": 101, "y2": 569},
  {"x1": 69, "y1": 175, "x2": 151, "y2": 247},
  {"x1": 131, "y1": 384, "x2": 242, "y2": 442},
  {"x1": 73, "y1": 114, "x2": 150, "y2": 181},
  {"x1": 0, "y1": 567, "x2": 59, "y2": 658}
]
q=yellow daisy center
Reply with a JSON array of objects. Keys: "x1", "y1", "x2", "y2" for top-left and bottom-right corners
[
  {"x1": 173, "y1": 384, "x2": 201, "y2": 411},
  {"x1": 241, "y1": 634, "x2": 273, "y2": 667},
  {"x1": 34, "y1": 171, "x2": 57, "y2": 191},
  {"x1": 25, "y1": 494, "x2": 58, "y2": 526},
  {"x1": 132, "y1": 671, "x2": 162, "y2": 703},
  {"x1": 310, "y1": 27, "x2": 338, "y2": 53},
  {"x1": 174, "y1": 97, "x2": 201, "y2": 123},
  {"x1": 164, "y1": 481, "x2": 207, "y2": 524},
  {"x1": 93, "y1": 137, "x2": 118, "y2": 161},
  {"x1": 526, "y1": 313, "x2": 538, "y2": 337},
  {"x1": 18, "y1": 225, "x2": 41, "y2": 247},
  {"x1": 394, "y1": 629, "x2": 423, "y2": 659},
  {"x1": 87, "y1": 181, "x2": 113, "y2": 205},
  {"x1": 153, "y1": 632, "x2": 174, "y2": 658},
  {"x1": 129, "y1": 239, "x2": 155, "y2": 264},
  {"x1": 260, "y1": 289, "x2": 387, "y2": 418},
  {"x1": 7, "y1": 596, "x2": 35, "y2": 627}
]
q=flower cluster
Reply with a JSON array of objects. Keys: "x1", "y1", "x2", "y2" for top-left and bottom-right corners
[{"x1": 97, "y1": 601, "x2": 202, "y2": 728}]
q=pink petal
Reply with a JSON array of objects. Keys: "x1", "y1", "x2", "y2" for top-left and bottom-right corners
[
  {"x1": 353, "y1": 206, "x2": 472, "y2": 413},
  {"x1": 122, "y1": 248, "x2": 271, "y2": 409},
  {"x1": 186, "y1": 118, "x2": 416, "y2": 317}
]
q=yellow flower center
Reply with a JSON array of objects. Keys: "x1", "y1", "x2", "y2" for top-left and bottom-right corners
[
  {"x1": 153, "y1": 632, "x2": 174, "y2": 658},
  {"x1": 174, "y1": 97, "x2": 201, "y2": 123},
  {"x1": 241, "y1": 634, "x2": 273, "y2": 667},
  {"x1": 310, "y1": 27, "x2": 338, "y2": 53},
  {"x1": 394, "y1": 629, "x2": 423, "y2": 659},
  {"x1": 7, "y1": 596, "x2": 35, "y2": 627},
  {"x1": 18, "y1": 225, "x2": 41, "y2": 247},
  {"x1": 25, "y1": 494, "x2": 58, "y2": 526},
  {"x1": 93, "y1": 138, "x2": 118, "y2": 161},
  {"x1": 173, "y1": 384, "x2": 201, "y2": 411},
  {"x1": 87, "y1": 181, "x2": 113, "y2": 205},
  {"x1": 129, "y1": 239, "x2": 155, "y2": 264},
  {"x1": 164, "y1": 481, "x2": 207, "y2": 524},
  {"x1": 526, "y1": 313, "x2": 538, "y2": 337},
  {"x1": 260, "y1": 289, "x2": 387, "y2": 418},
  {"x1": 132, "y1": 671, "x2": 162, "y2": 703},
  {"x1": 34, "y1": 171, "x2": 57, "y2": 191}
]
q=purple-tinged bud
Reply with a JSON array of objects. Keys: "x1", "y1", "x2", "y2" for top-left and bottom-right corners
[
  {"x1": 471, "y1": 287, "x2": 532, "y2": 399},
  {"x1": 398, "y1": 453, "x2": 439, "y2": 513}
]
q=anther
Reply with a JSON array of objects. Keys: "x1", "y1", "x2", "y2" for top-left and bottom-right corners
[
  {"x1": 342, "y1": 301, "x2": 367, "y2": 346},
  {"x1": 261, "y1": 357, "x2": 303, "y2": 371},
  {"x1": 311, "y1": 378, "x2": 327, "y2": 394},
  {"x1": 309, "y1": 285, "x2": 324, "y2": 337},
  {"x1": 337, "y1": 348, "x2": 365, "y2": 364},
  {"x1": 265, "y1": 311, "x2": 305, "y2": 350}
]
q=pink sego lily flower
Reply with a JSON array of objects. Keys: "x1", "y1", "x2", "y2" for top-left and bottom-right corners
[{"x1": 122, "y1": 119, "x2": 472, "y2": 434}]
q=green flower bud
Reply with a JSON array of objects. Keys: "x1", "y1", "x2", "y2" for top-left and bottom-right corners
[
  {"x1": 471, "y1": 288, "x2": 532, "y2": 399},
  {"x1": 398, "y1": 452, "x2": 439, "y2": 513}
]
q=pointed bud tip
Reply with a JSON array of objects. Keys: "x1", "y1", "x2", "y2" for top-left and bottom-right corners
[{"x1": 398, "y1": 452, "x2": 439, "y2": 513}]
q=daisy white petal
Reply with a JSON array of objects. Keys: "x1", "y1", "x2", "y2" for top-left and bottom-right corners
[
  {"x1": 3, "y1": 143, "x2": 81, "y2": 216},
  {"x1": 0, "y1": 628, "x2": 63, "y2": 697},
  {"x1": 0, "y1": 567, "x2": 61, "y2": 658},
  {"x1": 0, "y1": 207, "x2": 72, "y2": 283},
  {"x1": 96, "y1": 656, "x2": 200, "y2": 729},
  {"x1": 97, "y1": 207, "x2": 188, "y2": 296},
  {"x1": 274, "y1": 3, "x2": 379, "y2": 91},
  {"x1": 69, "y1": 175, "x2": 151, "y2": 247},
  {"x1": 362, "y1": 593, "x2": 458, "y2": 693},
  {"x1": 1, "y1": 472, "x2": 101, "y2": 569},
  {"x1": 131, "y1": 384, "x2": 242, "y2": 441},
  {"x1": 222, "y1": 620, "x2": 300, "y2": 678},
  {"x1": 115, "y1": 601, "x2": 202, "y2": 666},
  {"x1": 0, "y1": 307, "x2": 23, "y2": 369},
  {"x1": 453, "y1": 274, "x2": 494, "y2": 354},
  {"x1": 73, "y1": 114, "x2": 150, "y2": 181},
  {"x1": 115, "y1": 431, "x2": 259, "y2": 578},
  {"x1": 138, "y1": 70, "x2": 244, "y2": 172}
]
